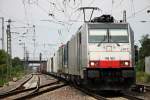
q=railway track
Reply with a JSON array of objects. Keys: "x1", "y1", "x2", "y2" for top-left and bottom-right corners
[
  {"x1": 1, "y1": 73, "x2": 144, "y2": 100},
  {"x1": 134, "y1": 83, "x2": 150, "y2": 92},
  {"x1": 0, "y1": 74, "x2": 40, "y2": 99},
  {"x1": 70, "y1": 83, "x2": 145, "y2": 100},
  {"x1": 46, "y1": 74, "x2": 145, "y2": 100},
  {"x1": 144, "y1": 85, "x2": 150, "y2": 91},
  {"x1": 0, "y1": 74, "x2": 68, "y2": 99},
  {"x1": 0, "y1": 73, "x2": 33, "y2": 97},
  {"x1": 73, "y1": 85, "x2": 108, "y2": 100},
  {"x1": 122, "y1": 93, "x2": 144, "y2": 100}
]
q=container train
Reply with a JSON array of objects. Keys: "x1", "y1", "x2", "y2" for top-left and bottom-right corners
[{"x1": 46, "y1": 15, "x2": 136, "y2": 91}]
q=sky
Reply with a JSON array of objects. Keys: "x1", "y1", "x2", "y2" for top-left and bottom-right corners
[{"x1": 0, "y1": 0, "x2": 150, "y2": 60}]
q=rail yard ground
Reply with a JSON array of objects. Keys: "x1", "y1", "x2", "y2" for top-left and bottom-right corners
[{"x1": 0, "y1": 73, "x2": 147, "y2": 100}]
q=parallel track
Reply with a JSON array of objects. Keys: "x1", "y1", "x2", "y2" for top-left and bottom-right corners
[
  {"x1": 13, "y1": 75, "x2": 40, "y2": 100},
  {"x1": 0, "y1": 74, "x2": 33, "y2": 98},
  {"x1": 0, "y1": 74, "x2": 68, "y2": 99},
  {"x1": 135, "y1": 83, "x2": 150, "y2": 92},
  {"x1": 145, "y1": 85, "x2": 150, "y2": 91}
]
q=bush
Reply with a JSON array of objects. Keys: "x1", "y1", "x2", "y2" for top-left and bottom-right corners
[
  {"x1": 136, "y1": 71, "x2": 144, "y2": 83},
  {"x1": 0, "y1": 50, "x2": 25, "y2": 86},
  {"x1": 136, "y1": 59, "x2": 145, "y2": 72},
  {"x1": 136, "y1": 71, "x2": 150, "y2": 83},
  {"x1": 144, "y1": 73, "x2": 150, "y2": 83}
]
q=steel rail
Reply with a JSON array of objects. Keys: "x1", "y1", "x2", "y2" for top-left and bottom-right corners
[
  {"x1": 0, "y1": 74, "x2": 33, "y2": 97},
  {"x1": 11, "y1": 76, "x2": 67, "y2": 99},
  {"x1": 123, "y1": 93, "x2": 144, "y2": 100},
  {"x1": 72, "y1": 84, "x2": 108, "y2": 100},
  {"x1": 13, "y1": 75, "x2": 40, "y2": 100}
]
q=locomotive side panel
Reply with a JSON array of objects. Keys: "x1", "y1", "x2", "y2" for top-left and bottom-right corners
[
  {"x1": 80, "y1": 24, "x2": 89, "y2": 78},
  {"x1": 128, "y1": 25, "x2": 135, "y2": 67},
  {"x1": 53, "y1": 52, "x2": 58, "y2": 73},
  {"x1": 58, "y1": 46, "x2": 63, "y2": 73},
  {"x1": 68, "y1": 35, "x2": 78, "y2": 75},
  {"x1": 68, "y1": 37, "x2": 75, "y2": 75},
  {"x1": 47, "y1": 58, "x2": 51, "y2": 73},
  {"x1": 63, "y1": 43, "x2": 69, "y2": 74}
]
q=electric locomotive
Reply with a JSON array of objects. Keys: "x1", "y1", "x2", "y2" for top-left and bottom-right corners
[{"x1": 47, "y1": 15, "x2": 136, "y2": 91}]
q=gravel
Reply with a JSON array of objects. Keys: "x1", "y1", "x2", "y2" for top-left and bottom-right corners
[{"x1": 31, "y1": 86, "x2": 96, "y2": 100}]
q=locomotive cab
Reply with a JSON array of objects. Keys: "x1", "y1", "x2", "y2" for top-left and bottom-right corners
[{"x1": 83, "y1": 15, "x2": 135, "y2": 91}]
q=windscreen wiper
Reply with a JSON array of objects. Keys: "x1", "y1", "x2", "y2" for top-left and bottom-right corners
[
  {"x1": 109, "y1": 36, "x2": 120, "y2": 46},
  {"x1": 110, "y1": 39, "x2": 120, "y2": 46},
  {"x1": 97, "y1": 36, "x2": 107, "y2": 47}
]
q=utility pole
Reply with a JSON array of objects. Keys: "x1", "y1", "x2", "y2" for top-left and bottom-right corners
[
  {"x1": 39, "y1": 53, "x2": 42, "y2": 73},
  {"x1": 0, "y1": 17, "x2": 5, "y2": 50},
  {"x1": 26, "y1": 50, "x2": 29, "y2": 72},
  {"x1": 33, "y1": 25, "x2": 36, "y2": 60},
  {"x1": 19, "y1": 42, "x2": 26, "y2": 73},
  {"x1": 0, "y1": 17, "x2": 4, "y2": 83},
  {"x1": 6, "y1": 19, "x2": 12, "y2": 79}
]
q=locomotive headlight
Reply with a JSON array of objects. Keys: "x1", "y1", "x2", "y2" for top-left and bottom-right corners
[
  {"x1": 90, "y1": 62, "x2": 95, "y2": 66},
  {"x1": 120, "y1": 60, "x2": 130, "y2": 67},
  {"x1": 124, "y1": 62, "x2": 129, "y2": 66}
]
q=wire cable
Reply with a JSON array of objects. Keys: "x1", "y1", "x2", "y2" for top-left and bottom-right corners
[
  {"x1": 127, "y1": 5, "x2": 150, "y2": 19},
  {"x1": 22, "y1": 0, "x2": 30, "y2": 25},
  {"x1": 88, "y1": 0, "x2": 96, "y2": 6},
  {"x1": 0, "y1": 9, "x2": 30, "y2": 26},
  {"x1": 114, "y1": 0, "x2": 124, "y2": 8},
  {"x1": 130, "y1": 0, "x2": 135, "y2": 17}
]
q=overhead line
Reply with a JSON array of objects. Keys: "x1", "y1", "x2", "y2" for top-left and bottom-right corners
[
  {"x1": 127, "y1": 5, "x2": 150, "y2": 19},
  {"x1": 0, "y1": 9, "x2": 32, "y2": 26},
  {"x1": 22, "y1": 0, "x2": 29, "y2": 25},
  {"x1": 130, "y1": 0, "x2": 135, "y2": 17},
  {"x1": 114, "y1": 0, "x2": 124, "y2": 8},
  {"x1": 88, "y1": 0, "x2": 96, "y2": 6}
]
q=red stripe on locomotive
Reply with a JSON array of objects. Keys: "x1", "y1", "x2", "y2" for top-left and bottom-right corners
[{"x1": 89, "y1": 60, "x2": 130, "y2": 68}]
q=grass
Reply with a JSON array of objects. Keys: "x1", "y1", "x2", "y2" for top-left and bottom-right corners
[
  {"x1": 136, "y1": 71, "x2": 150, "y2": 84},
  {"x1": 0, "y1": 65, "x2": 25, "y2": 86}
]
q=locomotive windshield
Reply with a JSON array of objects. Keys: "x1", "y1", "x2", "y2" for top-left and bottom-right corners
[
  {"x1": 109, "y1": 29, "x2": 129, "y2": 43},
  {"x1": 88, "y1": 29, "x2": 129, "y2": 43},
  {"x1": 88, "y1": 29, "x2": 108, "y2": 43}
]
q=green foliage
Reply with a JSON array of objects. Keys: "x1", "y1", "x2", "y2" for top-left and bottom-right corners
[
  {"x1": 136, "y1": 59, "x2": 145, "y2": 71},
  {"x1": 136, "y1": 71, "x2": 144, "y2": 83},
  {"x1": 139, "y1": 34, "x2": 150, "y2": 59},
  {"x1": 135, "y1": 34, "x2": 150, "y2": 72},
  {"x1": 144, "y1": 73, "x2": 150, "y2": 83},
  {"x1": 12, "y1": 57, "x2": 23, "y2": 67},
  {"x1": 136, "y1": 71, "x2": 150, "y2": 83},
  {"x1": 0, "y1": 50, "x2": 7, "y2": 65},
  {"x1": 135, "y1": 34, "x2": 150, "y2": 83},
  {"x1": 0, "y1": 50, "x2": 25, "y2": 86}
]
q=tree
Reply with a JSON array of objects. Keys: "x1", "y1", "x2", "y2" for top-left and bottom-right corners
[
  {"x1": 134, "y1": 45, "x2": 139, "y2": 63},
  {"x1": 0, "y1": 50, "x2": 7, "y2": 65},
  {"x1": 138, "y1": 34, "x2": 150, "y2": 71},
  {"x1": 139, "y1": 34, "x2": 150, "y2": 59},
  {"x1": 12, "y1": 57, "x2": 23, "y2": 67}
]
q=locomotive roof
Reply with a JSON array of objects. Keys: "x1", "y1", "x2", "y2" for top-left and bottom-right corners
[{"x1": 85, "y1": 22, "x2": 129, "y2": 29}]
